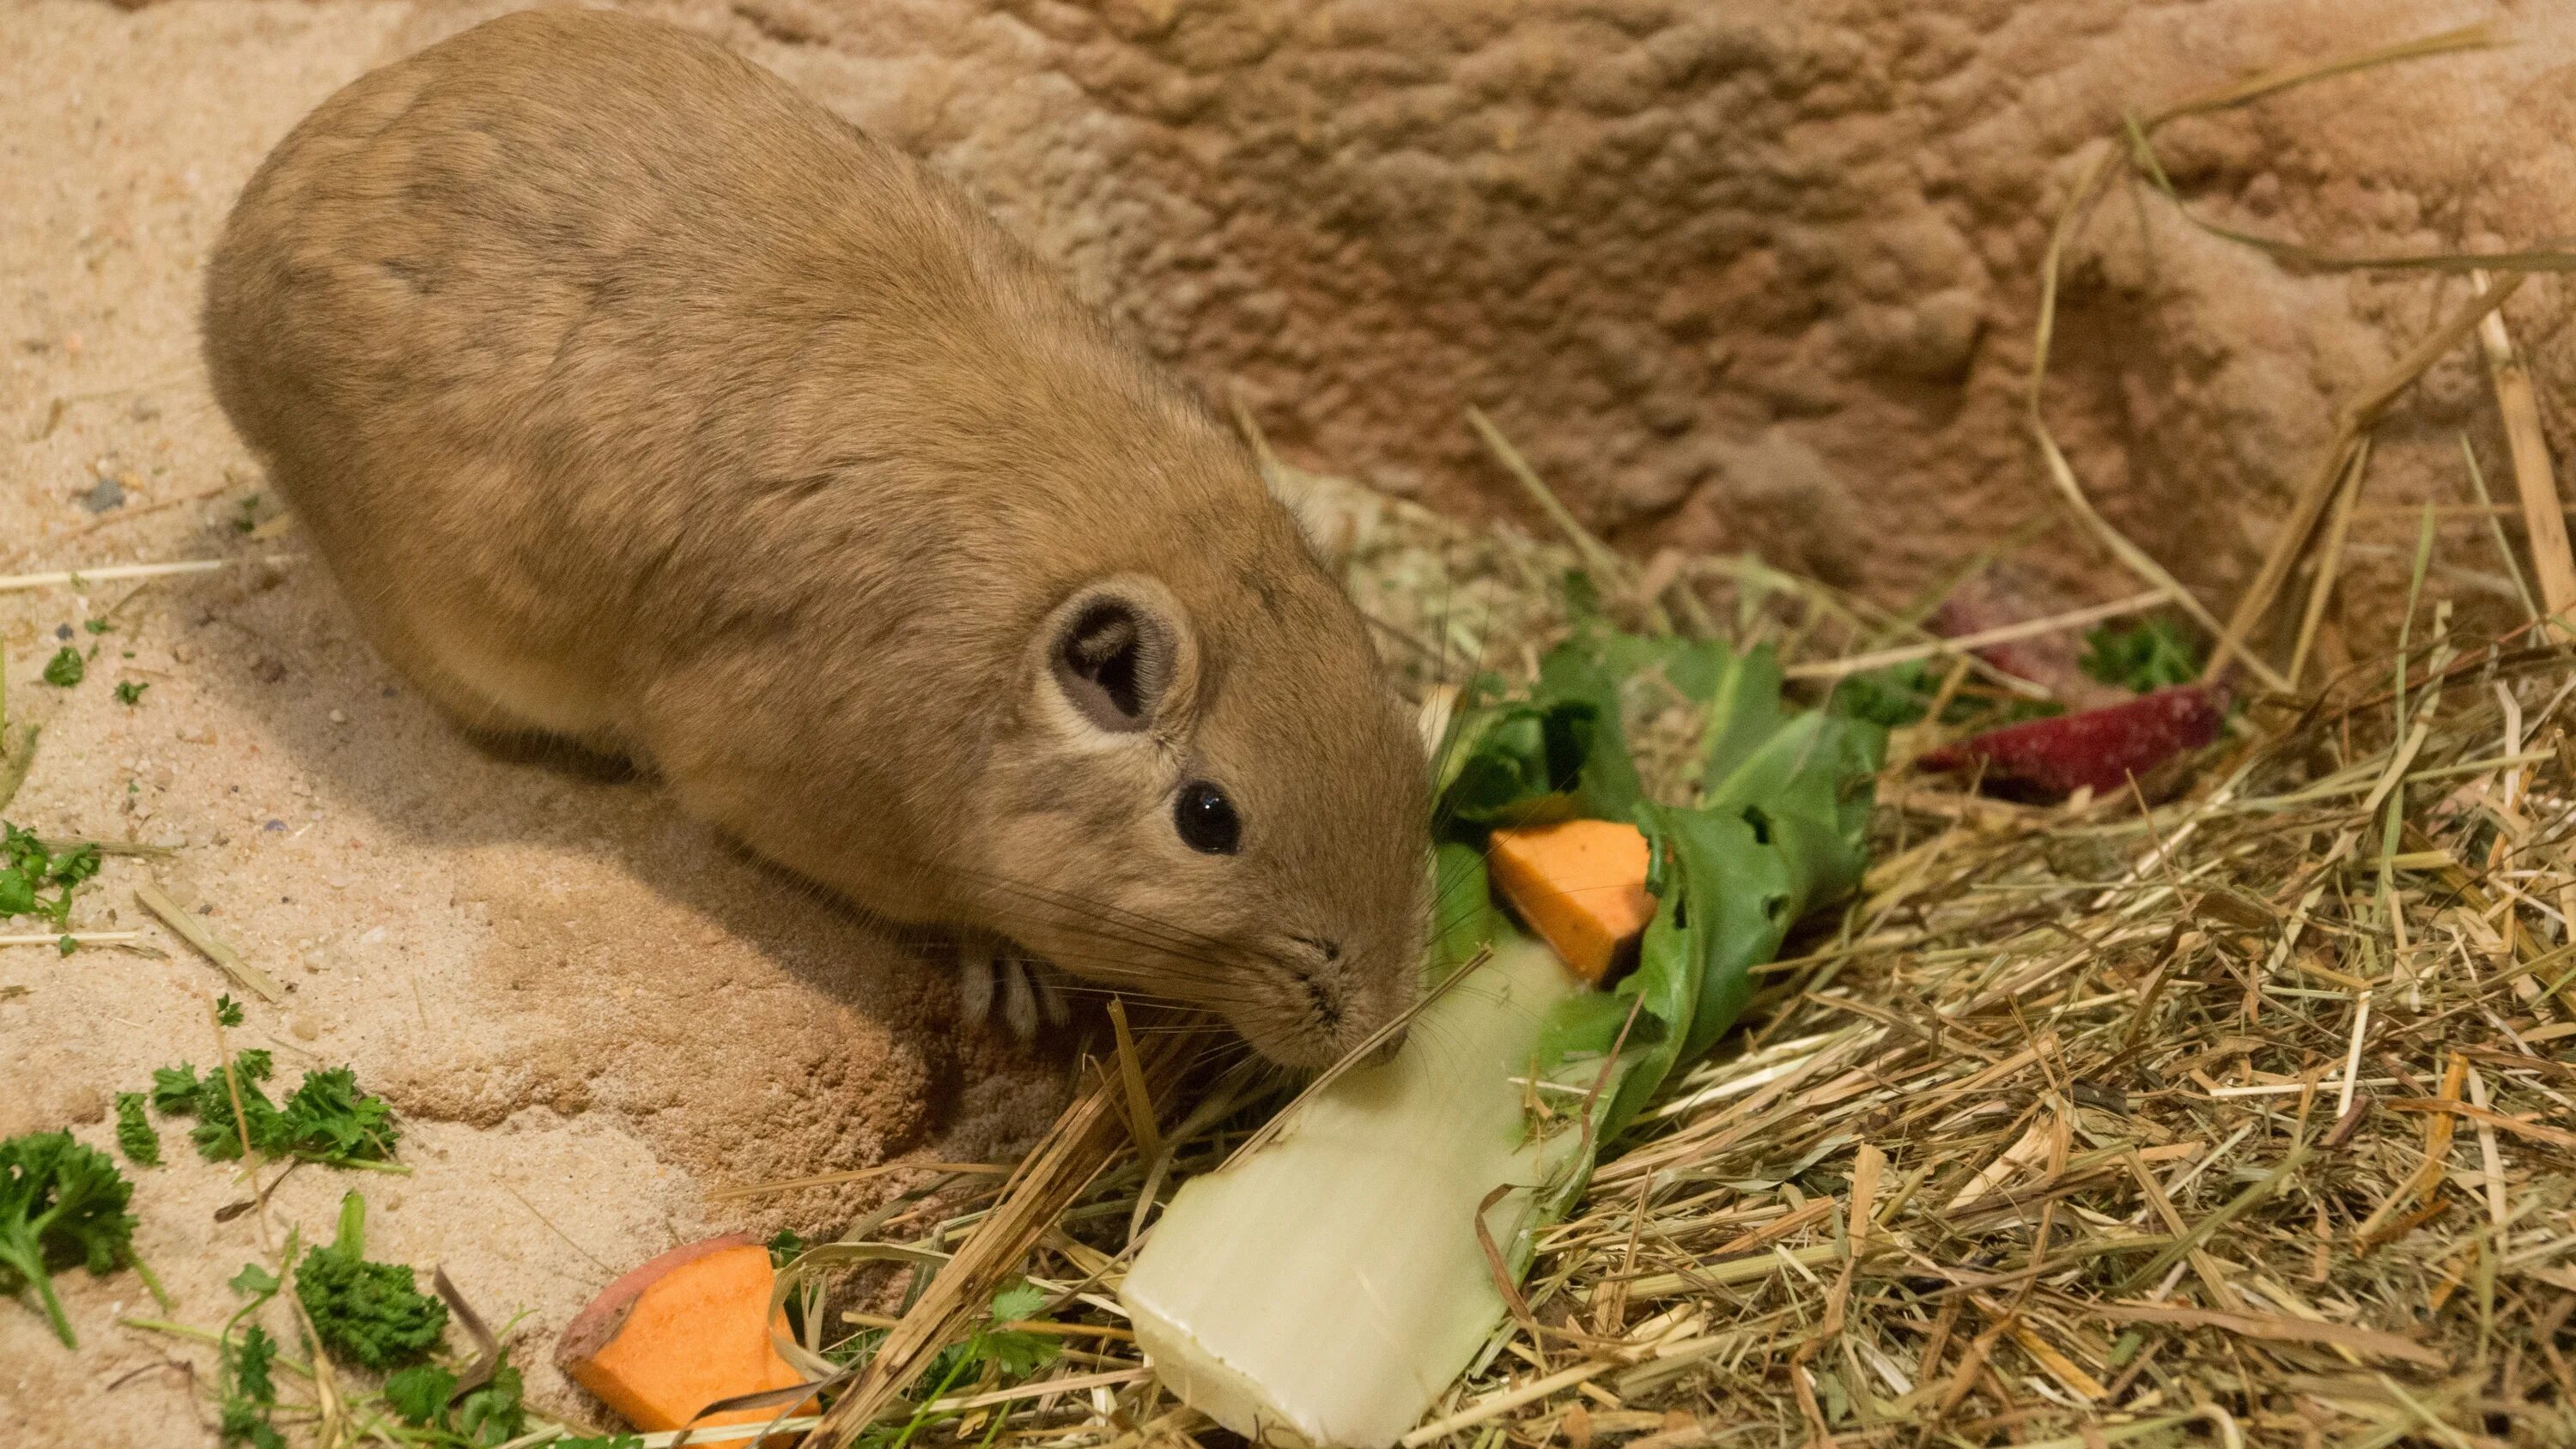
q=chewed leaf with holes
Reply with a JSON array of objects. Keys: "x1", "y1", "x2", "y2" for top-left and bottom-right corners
[{"x1": 1449, "y1": 623, "x2": 1882, "y2": 1149}]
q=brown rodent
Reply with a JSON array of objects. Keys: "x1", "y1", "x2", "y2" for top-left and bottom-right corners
[{"x1": 200, "y1": 8, "x2": 1430, "y2": 1070}]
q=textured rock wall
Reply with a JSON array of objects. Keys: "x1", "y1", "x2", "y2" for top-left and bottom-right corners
[{"x1": 378, "y1": 0, "x2": 2576, "y2": 643}]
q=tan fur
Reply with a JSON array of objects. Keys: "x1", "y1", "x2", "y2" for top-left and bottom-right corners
[{"x1": 201, "y1": 8, "x2": 1429, "y2": 1069}]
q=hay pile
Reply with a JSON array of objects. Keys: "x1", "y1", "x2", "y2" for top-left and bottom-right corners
[{"x1": 720, "y1": 451, "x2": 2573, "y2": 1449}]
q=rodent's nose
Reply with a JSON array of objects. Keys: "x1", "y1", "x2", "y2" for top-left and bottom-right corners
[{"x1": 1357, "y1": 1025, "x2": 1408, "y2": 1068}]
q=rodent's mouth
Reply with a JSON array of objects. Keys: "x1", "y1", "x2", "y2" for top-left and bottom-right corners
[{"x1": 1227, "y1": 1005, "x2": 1409, "y2": 1073}]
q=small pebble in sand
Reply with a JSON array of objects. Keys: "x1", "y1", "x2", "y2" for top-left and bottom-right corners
[
  {"x1": 290, "y1": 1014, "x2": 319, "y2": 1041},
  {"x1": 329, "y1": 708, "x2": 348, "y2": 724}
]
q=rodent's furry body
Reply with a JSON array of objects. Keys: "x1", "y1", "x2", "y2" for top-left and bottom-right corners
[{"x1": 203, "y1": 8, "x2": 1429, "y2": 1067}]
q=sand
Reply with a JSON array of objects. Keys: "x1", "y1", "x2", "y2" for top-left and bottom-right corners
[{"x1": 2, "y1": 4, "x2": 1067, "y2": 1440}]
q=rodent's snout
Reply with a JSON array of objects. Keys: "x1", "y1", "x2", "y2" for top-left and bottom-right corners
[
  {"x1": 1356, "y1": 1025, "x2": 1409, "y2": 1069},
  {"x1": 1228, "y1": 928, "x2": 1421, "y2": 1071}
]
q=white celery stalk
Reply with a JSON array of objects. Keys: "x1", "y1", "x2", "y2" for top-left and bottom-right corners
[{"x1": 1120, "y1": 935, "x2": 1587, "y2": 1449}]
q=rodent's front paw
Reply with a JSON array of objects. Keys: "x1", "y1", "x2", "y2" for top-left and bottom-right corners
[{"x1": 955, "y1": 938, "x2": 1068, "y2": 1039}]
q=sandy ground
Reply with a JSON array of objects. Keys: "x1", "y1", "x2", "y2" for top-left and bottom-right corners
[{"x1": 2, "y1": 3, "x2": 1068, "y2": 1440}]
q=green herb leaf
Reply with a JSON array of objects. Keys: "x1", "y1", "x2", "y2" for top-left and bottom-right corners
[
  {"x1": 114, "y1": 1092, "x2": 159, "y2": 1166},
  {"x1": 272, "y1": 1067, "x2": 400, "y2": 1165},
  {"x1": 988, "y1": 1278, "x2": 1048, "y2": 1324},
  {"x1": 378, "y1": 1349, "x2": 530, "y2": 1447},
  {"x1": 150, "y1": 1064, "x2": 201, "y2": 1114},
  {"x1": 41, "y1": 648, "x2": 83, "y2": 688},
  {"x1": 219, "y1": 1398, "x2": 287, "y2": 1449},
  {"x1": 152, "y1": 1051, "x2": 400, "y2": 1167},
  {"x1": 216, "y1": 994, "x2": 245, "y2": 1028},
  {"x1": 295, "y1": 1192, "x2": 446, "y2": 1369},
  {"x1": 0, "y1": 824, "x2": 103, "y2": 930},
  {"x1": 1435, "y1": 628, "x2": 1885, "y2": 1151},
  {"x1": 1827, "y1": 660, "x2": 1942, "y2": 729},
  {"x1": 0, "y1": 1131, "x2": 140, "y2": 1347},
  {"x1": 452, "y1": 1355, "x2": 527, "y2": 1446},
  {"x1": 979, "y1": 1325, "x2": 1064, "y2": 1381},
  {"x1": 2080, "y1": 616, "x2": 2202, "y2": 694},
  {"x1": 217, "y1": 1247, "x2": 289, "y2": 1447},
  {"x1": 113, "y1": 681, "x2": 148, "y2": 706},
  {"x1": 382, "y1": 1363, "x2": 458, "y2": 1427},
  {"x1": 176, "y1": 1050, "x2": 279, "y2": 1163},
  {"x1": 234, "y1": 1323, "x2": 278, "y2": 1406}
]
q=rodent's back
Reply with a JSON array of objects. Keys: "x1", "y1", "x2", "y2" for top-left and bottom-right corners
[
  {"x1": 204, "y1": 9, "x2": 1433, "y2": 1048},
  {"x1": 207, "y1": 10, "x2": 1261, "y2": 856},
  {"x1": 206, "y1": 7, "x2": 1099, "y2": 694}
]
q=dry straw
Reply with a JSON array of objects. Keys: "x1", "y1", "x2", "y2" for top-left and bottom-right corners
[{"x1": 762, "y1": 427, "x2": 2576, "y2": 1447}]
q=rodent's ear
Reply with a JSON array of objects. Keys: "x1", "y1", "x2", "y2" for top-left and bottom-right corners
[{"x1": 1046, "y1": 581, "x2": 1190, "y2": 734}]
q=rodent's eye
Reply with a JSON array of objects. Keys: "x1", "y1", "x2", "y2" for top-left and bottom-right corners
[{"x1": 1173, "y1": 780, "x2": 1241, "y2": 855}]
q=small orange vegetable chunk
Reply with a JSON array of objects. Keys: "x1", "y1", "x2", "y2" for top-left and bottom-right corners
[
  {"x1": 1488, "y1": 819, "x2": 1655, "y2": 983},
  {"x1": 557, "y1": 1234, "x2": 814, "y2": 1440}
]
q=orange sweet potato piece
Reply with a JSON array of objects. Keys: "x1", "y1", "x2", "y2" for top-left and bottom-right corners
[
  {"x1": 557, "y1": 1234, "x2": 815, "y2": 1440},
  {"x1": 1488, "y1": 819, "x2": 1654, "y2": 983}
]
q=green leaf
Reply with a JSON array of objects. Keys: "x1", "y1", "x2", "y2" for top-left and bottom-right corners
[
  {"x1": 1430, "y1": 700, "x2": 1589, "y2": 833},
  {"x1": 114, "y1": 1093, "x2": 160, "y2": 1167},
  {"x1": 1429, "y1": 844, "x2": 1494, "y2": 977},
  {"x1": 150, "y1": 1064, "x2": 201, "y2": 1114},
  {"x1": 270, "y1": 1067, "x2": 400, "y2": 1165},
  {"x1": 382, "y1": 1352, "x2": 525, "y2": 1446},
  {"x1": 383, "y1": 1363, "x2": 458, "y2": 1427},
  {"x1": 979, "y1": 1327, "x2": 1063, "y2": 1381},
  {"x1": 766, "y1": 1228, "x2": 806, "y2": 1269},
  {"x1": 184, "y1": 1054, "x2": 283, "y2": 1163},
  {"x1": 295, "y1": 1192, "x2": 447, "y2": 1368},
  {"x1": 216, "y1": 994, "x2": 245, "y2": 1028},
  {"x1": 46, "y1": 841, "x2": 100, "y2": 888},
  {"x1": 0, "y1": 824, "x2": 100, "y2": 928},
  {"x1": 453, "y1": 1358, "x2": 527, "y2": 1446},
  {"x1": 152, "y1": 1051, "x2": 399, "y2": 1167},
  {"x1": 41, "y1": 648, "x2": 83, "y2": 688},
  {"x1": 0, "y1": 1130, "x2": 138, "y2": 1346},
  {"x1": 988, "y1": 1278, "x2": 1048, "y2": 1324},
  {"x1": 229, "y1": 1261, "x2": 280, "y2": 1297},
  {"x1": 1828, "y1": 660, "x2": 1940, "y2": 729},
  {"x1": 2080, "y1": 616, "x2": 2202, "y2": 694},
  {"x1": 219, "y1": 1396, "x2": 284, "y2": 1449},
  {"x1": 1431, "y1": 627, "x2": 1884, "y2": 1151},
  {"x1": 234, "y1": 1324, "x2": 279, "y2": 1406},
  {"x1": 113, "y1": 681, "x2": 148, "y2": 706}
]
